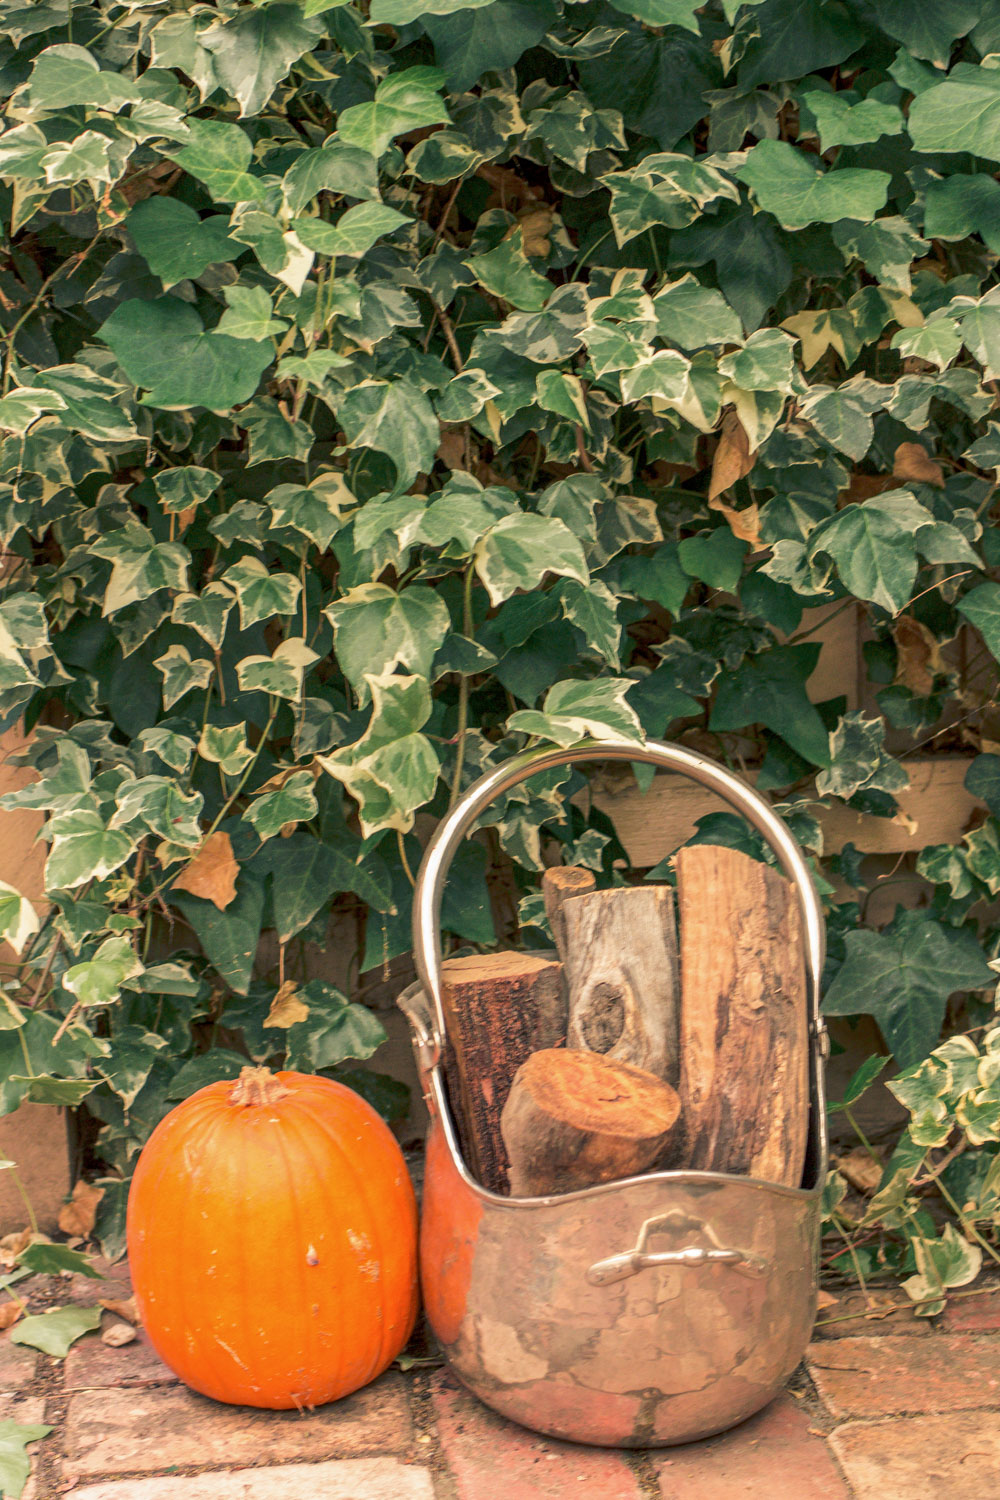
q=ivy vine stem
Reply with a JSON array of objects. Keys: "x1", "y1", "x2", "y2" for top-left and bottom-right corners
[{"x1": 448, "y1": 561, "x2": 476, "y2": 812}]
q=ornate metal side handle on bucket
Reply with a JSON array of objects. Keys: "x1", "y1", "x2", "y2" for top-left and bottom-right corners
[
  {"x1": 410, "y1": 736, "x2": 827, "y2": 1079},
  {"x1": 587, "y1": 1210, "x2": 768, "y2": 1285}
]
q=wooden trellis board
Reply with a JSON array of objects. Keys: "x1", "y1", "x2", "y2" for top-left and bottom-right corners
[{"x1": 585, "y1": 756, "x2": 983, "y2": 868}]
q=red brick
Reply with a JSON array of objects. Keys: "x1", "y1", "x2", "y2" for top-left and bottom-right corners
[
  {"x1": 830, "y1": 1412, "x2": 1000, "y2": 1498},
  {"x1": 0, "y1": 1336, "x2": 37, "y2": 1392},
  {"x1": 807, "y1": 1334, "x2": 1000, "y2": 1418},
  {"x1": 62, "y1": 1458, "x2": 435, "y2": 1500},
  {"x1": 63, "y1": 1325, "x2": 179, "y2": 1391},
  {"x1": 430, "y1": 1370, "x2": 645, "y2": 1500},
  {"x1": 653, "y1": 1394, "x2": 849, "y2": 1499},
  {"x1": 63, "y1": 1370, "x2": 412, "y2": 1480},
  {"x1": 939, "y1": 1288, "x2": 1000, "y2": 1334}
]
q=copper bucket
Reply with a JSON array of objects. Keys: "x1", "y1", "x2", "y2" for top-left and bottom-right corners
[{"x1": 399, "y1": 738, "x2": 828, "y2": 1447}]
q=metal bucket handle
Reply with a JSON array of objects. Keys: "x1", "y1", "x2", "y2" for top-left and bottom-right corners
[{"x1": 412, "y1": 736, "x2": 826, "y2": 1072}]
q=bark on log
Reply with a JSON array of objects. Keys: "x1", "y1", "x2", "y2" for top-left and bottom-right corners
[
  {"x1": 501, "y1": 1048, "x2": 681, "y2": 1196},
  {"x1": 542, "y1": 865, "x2": 596, "y2": 960},
  {"x1": 670, "y1": 843, "x2": 809, "y2": 1187},
  {"x1": 440, "y1": 950, "x2": 566, "y2": 1193},
  {"x1": 562, "y1": 886, "x2": 680, "y2": 1084}
]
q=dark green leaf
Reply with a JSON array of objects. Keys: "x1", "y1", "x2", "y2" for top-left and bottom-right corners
[{"x1": 425, "y1": 2, "x2": 557, "y2": 92}]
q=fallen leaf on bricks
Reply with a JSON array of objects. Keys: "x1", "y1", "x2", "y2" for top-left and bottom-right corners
[
  {"x1": 264, "y1": 982, "x2": 309, "y2": 1029},
  {"x1": 101, "y1": 1322, "x2": 137, "y2": 1347},
  {"x1": 816, "y1": 1289, "x2": 838, "y2": 1310},
  {"x1": 893, "y1": 441, "x2": 945, "y2": 487},
  {"x1": 0, "y1": 1302, "x2": 22, "y2": 1330},
  {"x1": 0, "y1": 1228, "x2": 32, "y2": 1269},
  {"x1": 172, "y1": 831, "x2": 239, "y2": 911},
  {"x1": 99, "y1": 1296, "x2": 139, "y2": 1324},
  {"x1": 58, "y1": 1180, "x2": 104, "y2": 1239}
]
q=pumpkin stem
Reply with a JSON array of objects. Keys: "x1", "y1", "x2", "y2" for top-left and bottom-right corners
[{"x1": 229, "y1": 1066, "x2": 291, "y2": 1107}]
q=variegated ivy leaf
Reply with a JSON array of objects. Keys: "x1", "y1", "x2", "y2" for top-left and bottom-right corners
[
  {"x1": 619, "y1": 348, "x2": 690, "y2": 405},
  {"x1": 718, "y1": 328, "x2": 796, "y2": 393},
  {"x1": 169, "y1": 119, "x2": 273, "y2": 204},
  {"x1": 508, "y1": 676, "x2": 644, "y2": 747},
  {"x1": 294, "y1": 202, "x2": 410, "y2": 259},
  {"x1": 236, "y1": 639, "x2": 319, "y2": 700},
  {"x1": 0, "y1": 882, "x2": 39, "y2": 956},
  {"x1": 652, "y1": 275, "x2": 742, "y2": 350},
  {"x1": 369, "y1": 0, "x2": 494, "y2": 21},
  {"x1": 25, "y1": 43, "x2": 139, "y2": 111},
  {"x1": 608, "y1": 0, "x2": 702, "y2": 28},
  {"x1": 465, "y1": 228, "x2": 552, "y2": 312},
  {"x1": 556, "y1": 579, "x2": 622, "y2": 668},
  {"x1": 535, "y1": 370, "x2": 590, "y2": 427},
  {"x1": 90, "y1": 523, "x2": 190, "y2": 617},
  {"x1": 45, "y1": 808, "x2": 135, "y2": 891},
  {"x1": 28, "y1": 364, "x2": 137, "y2": 444},
  {"x1": 152, "y1": 468, "x2": 222, "y2": 516},
  {"x1": 317, "y1": 672, "x2": 440, "y2": 837},
  {"x1": 222, "y1": 559, "x2": 301, "y2": 631},
  {"x1": 335, "y1": 380, "x2": 440, "y2": 496},
  {"x1": 171, "y1": 584, "x2": 236, "y2": 653},
  {"x1": 63, "y1": 935, "x2": 144, "y2": 1011},
  {"x1": 216, "y1": 285, "x2": 289, "y2": 342},
  {"x1": 198, "y1": 724, "x2": 255, "y2": 778},
  {"x1": 890, "y1": 317, "x2": 963, "y2": 373},
  {"x1": 199, "y1": 3, "x2": 326, "y2": 118},
  {"x1": 266, "y1": 473, "x2": 355, "y2": 552},
  {"x1": 958, "y1": 582, "x2": 1000, "y2": 665},
  {"x1": 604, "y1": 154, "x2": 739, "y2": 245},
  {"x1": 325, "y1": 583, "x2": 450, "y2": 705},
  {"x1": 228, "y1": 208, "x2": 314, "y2": 297},
  {"x1": 0, "y1": 386, "x2": 65, "y2": 434},
  {"x1": 908, "y1": 62, "x2": 1000, "y2": 163},
  {"x1": 154, "y1": 645, "x2": 214, "y2": 711},
  {"x1": 902, "y1": 1225, "x2": 982, "y2": 1318},
  {"x1": 473, "y1": 513, "x2": 589, "y2": 606},
  {"x1": 414, "y1": 476, "x2": 519, "y2": 550},
  {"x1": 137, "y1": 725, "x2": 196, "y2": 775},
  {"x1": 110, "y1": 776, "x2": 204, "y2": 847},
  {"x1": 816, "y1": 712, "x2": 908, "y2": 801},
  {"x1": 243, "y1": 770, "x2": 319, "y2": 841},
  {"x1": 281, "y1": 140, "x2": 380, "y2": 215}
]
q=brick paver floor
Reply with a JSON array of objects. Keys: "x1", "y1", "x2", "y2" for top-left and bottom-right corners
[{"x1": 4, "y1": 1267, "x2": 1000, "y2": 1498}]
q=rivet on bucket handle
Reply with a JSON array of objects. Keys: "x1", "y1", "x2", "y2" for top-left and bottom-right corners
[
  {"x1": 586, "y1": 1210, "x2": 768, "y2": 1286},
  {"x1": 412, "y1": 736, "x2": 827, "y2": 1073}
]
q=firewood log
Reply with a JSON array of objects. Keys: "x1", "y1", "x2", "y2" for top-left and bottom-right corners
[
  {"x1": 542, "y1": 865, "x2": 596, "y2": 958},
  {"x1": 670, "y1": 843, "x2": 809, "y2": 1187},
  {"x1": 501, "y1": 1047, "x2": 681, "y2": 1196}
]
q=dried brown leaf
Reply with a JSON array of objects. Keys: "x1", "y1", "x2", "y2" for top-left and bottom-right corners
[
  {"x1": 172, "y1": 831, "x2": 239, "y2": 911},
  {"x1": 58, "y1": 1180, "x2": 104, "y2": 1240},
  {"x1": 0, "y1": 1227, "x2": 32, "y2": 1269},
  {"x1": 264, "y1": 982, "x2": 310, "y2": 1029},
  {"x1": 709, "y1": 495, "x2": 761, "y2": 547},
  {"x1": 893, "y1": 615, "x2": 944, "y2": 696},
  {"x1": 0, "y1": 1301, "x2": 22, "y2": 1331},
  {"x1": 99, "y1": 1295, "x2": 139, "y2": 1324},
  {"x1": 101, "y1": 1321, "x2": 137, "y2": 1347},
  {"x1": 816, "y1": 1289, "x2": 838, "y2": 1311},
  {"x1": 834, "y1": 1148, "x2": 883, "y2": 1196},
  {"x1": 708, "y1": 409, "x2": 755, "y2": 502},
  {"x1": 893, "y1": 442, "x2": 945, "y2": 488}
]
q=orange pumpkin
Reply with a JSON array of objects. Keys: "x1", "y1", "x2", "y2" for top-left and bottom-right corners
[{"x1": 126, "y1": 1066, "x2": 419, "y2": 1409}]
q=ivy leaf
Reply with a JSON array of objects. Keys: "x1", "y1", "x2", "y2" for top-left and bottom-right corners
[
  {"x1": 171, "y1": 875, "x2": 266, "y2": 995},
  {"x1": 318, "y1": 673, "x2": 440, "y2": 836},
  {"x1": 732, "y1": 0, "x2": 863, "y2": 91},
  {"x1": 198, "y1": 725, "x2": 255, "y2": 778},
  {"x1": 465, "y1": 229, "x2": 552, "y2": 311},
  {"x1": 282, "y1": 980, "x2": 387, "y2": 1071},
  {"x1": 958, "y1": 582, "x2": 1000, "y2": 664},
  {"x1": 255, "y1": 834, "x2": 391, "y2": 942},
  {"x1": 908, "y1": 65, "x2": 1000, "y2": 163},
  {"x1": 170, "y1": 120, "x2": 272, "y2": 203},
  {"x1": 578, "y1": 26, "x2": 720, "y2": 151},
  {"x1": 25, "y1": 43, "x2": 138, "y2": 110},
  {"x1": 10, "y1": 1304, "x2": 101, "y2": 1358},
  {"x1": 216, "y1": 285, "x2": 289, "y2": 342},
  {"x1": 823, "y1": 909, "x2": 995, "y2": 1067},
  {"x1": 736, "y1": 140, "x2": 890, "y2": 230},
  {"x1": 652, "y1": 275, "x2": 743, "y2": 350},
  {"x1": 243, "y1": 770, "x2": 318, "y2": 842},
  {"x1": 831, "y1": 217, "x2": 928, "y2": 296},
  {"x1": 816, "y1": 711, "x2": 908, "y2": 800},
  {"x1": 154, "y1": 644, "x2": 214, "y2": 710},
  {"x1": 171, "y1": 584, "x2": 235, "y2": 653},
  {"x1": 718, "y1": 327, "x2": 796, "y2": 392},
  {"x1": 325, "y1": 583, "x2": 450, "y2": 705},
  {"x1": 807, "y1": 491, "x2": 931, "y2": 615},
  {"x1": 0, "y1": 882, "x2": 39, "y2": 957},
  {"x1": 91, "y1": 525, "x2": 190, "y2": 617},
  {"x1": 556, "y1": 580, "x2": 622, "y2": 668},
  {"x1": 201, "y1": 4, "x2": 325, "y2": 117},
  {"x1": 474, "y1": 513, "x2": 589, "y2": 606},
  {"x1": 604, "y1": 156, "x2": 738, "y2": 245},
  {"x1": 267, "y1": 474, "x2": 353, "y2": 552},
  {"x1": 294, "y1": 202, "x2": 409, "y2": 259},
  {"x1": 222, "y1": 559, "x2": 301, "y2": 630},
  {"x1": 282, "y1": 141, "x2": 380, "y2": 213},
  {"x1": 509, "y1": 676, "x2": 644, "y2": 747},
  {"x1": 608, "y1": 0, "x2": 701, "y2": 30},
  {"x1": 338, "y1": 67, "x2": 450, "y2": 157},
  {"x1": 678, "y1": 528, "x2": 748, "y2": 592},
  {"x1": 424, "y1": 1, "x2": 558, "y2": 91},
  {"x1": 0, "y1": 1420, "x2": 50, "y2": 1497},
  {"x1": 966, "y1": 754, "x2": 1000, "y2": 819},
  {"x1": 709, "y1": 644, "x2": 830, "y2": 766},
  {"x1": 923, "y1": 175, "x2": 1000, "y2": 256},
  {"x1": 798, "y1": 90, "x2": 904, "y2": 151},
  {"x1": 111, "y1": 775, "x2": 203, "y2": 845},
  {"x1": 63, "y1": 935, "x2": 143, "y2": 1011},
  {"x1": 125, "y1": 198, "x2": 237, "y2": 288},
  {"x1": 46, "y1": 809, "x2": 135, "y2": 891},
  {"x1": 335, "y1": 380, "x2": 439, "y2": 495},
  {"x1": 369, "y1": 0, "x2": 493, "y2": 20},
  {"x1": 870, "y1": 0, "x2": 981, "y2": 67},
  {"x1": 100, "y1": 299, "x2": 272, "y2": 412},
  {"x1": 890, "y1": 317, "x2": 963, "y2": 373},
  {"x1": 153, "y1": 467, "x2": 221, "y2": 516},
  {"x1": 236, "y1": 639, "x2": 319, "y2": 701}
]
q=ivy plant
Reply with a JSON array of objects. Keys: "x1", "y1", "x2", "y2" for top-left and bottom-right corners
[{"x1": 0, "y1": 0, "x2": 997, "y2": 1276}]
